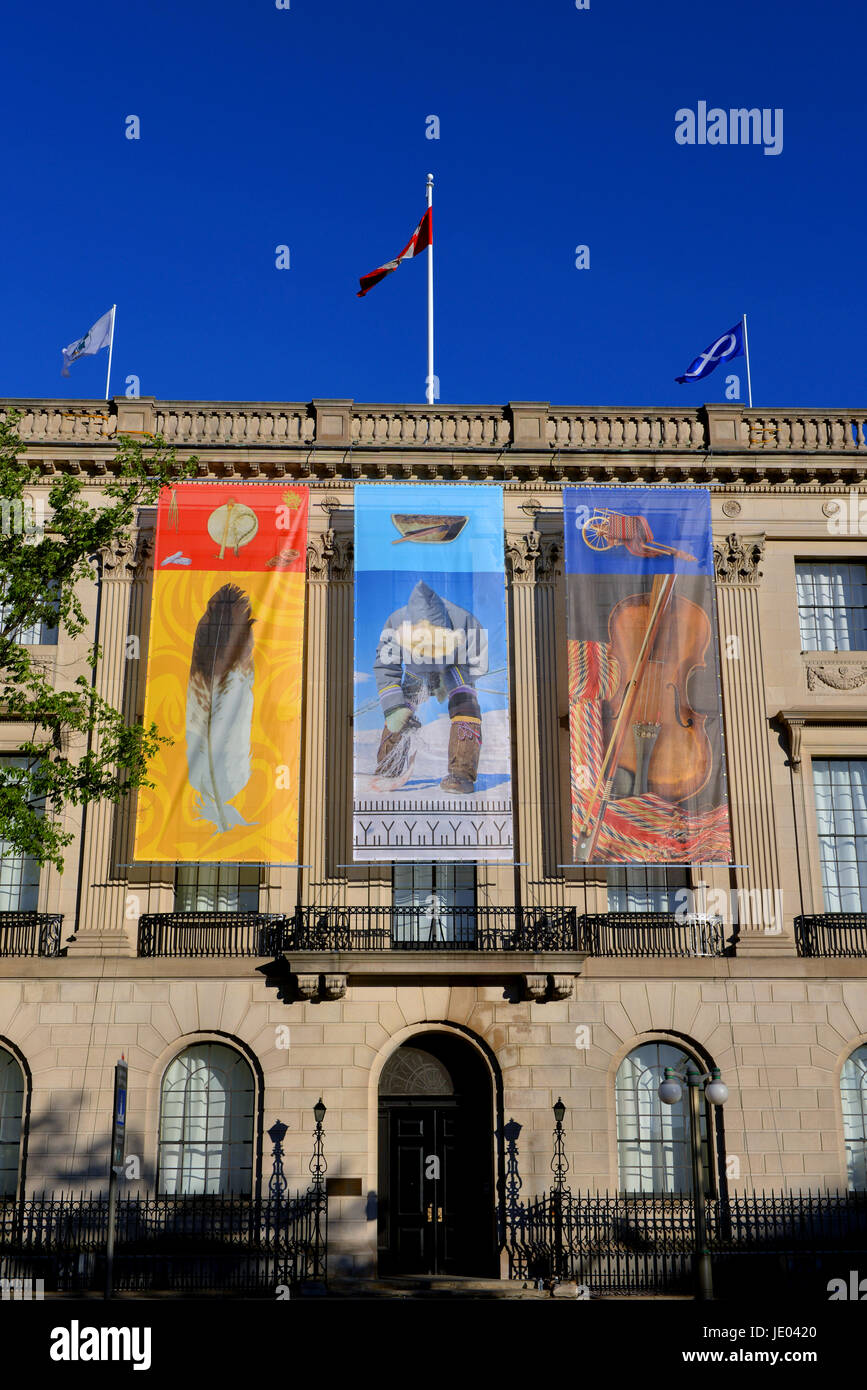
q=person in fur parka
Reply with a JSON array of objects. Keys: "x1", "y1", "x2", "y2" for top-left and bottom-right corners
[{"x1": 371, "y1": 579, "x2": 487, "y2": 793}]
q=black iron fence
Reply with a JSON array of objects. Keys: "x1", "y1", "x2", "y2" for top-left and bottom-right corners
[
  {"x1": 795, "y1": 913, "x2": 867, "y2": 958},
  {"x1": 0, "y1": 1189, "x2": 327, "y2": 1295},
  {"x1": 505, "y1": 1189, "x2": 867, "y2": 1294},
  {"x1": 137, "y1": 906, "x2": 732, "y2": 957},
  {"x1": 581, "y1": 912, "x2": 731, "y2": 958},
  {"x1": 138, "y1": 912, "x2": 291, "y2": 958},
  {"x1": 0, "y1": 913, "x2": 63, "y2": 958}
]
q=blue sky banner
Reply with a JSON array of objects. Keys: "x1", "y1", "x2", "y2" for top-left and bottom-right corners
[
  {"x1": 353, "y1": 485, "x2": 513, "y2": 861},
  {"x1": 564, "y1": 487, "x2": 732, "y2": 866}
]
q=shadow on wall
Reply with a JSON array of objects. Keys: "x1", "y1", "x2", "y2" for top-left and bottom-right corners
[{"x1": 25, "y1": 1095, "x2": 153, "y2": 1193}]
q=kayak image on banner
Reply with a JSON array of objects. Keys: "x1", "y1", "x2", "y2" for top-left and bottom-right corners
[
  {"x1": 353, "y1": 484, "x2": 513, "y2": 861},
  {"x1": 134, "y1": 483, "x2": 308, "y2": 864},
  {"x1": 564, "y1": 487, "x2": 732, "y2": 866}
]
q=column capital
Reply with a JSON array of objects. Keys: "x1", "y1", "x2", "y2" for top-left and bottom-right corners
[
  {"x1": 506, "y1": 530, "x2": 541, "y2": 583},
  {"x1": 100, "y1": 532, "x2": 139, "y2": 583},
  {"x1": 713, "y1": 532, "x2": 765, "y2": 584},
  {"x1": 306, "y1": 530, "x2": 353, "y2": 583}
]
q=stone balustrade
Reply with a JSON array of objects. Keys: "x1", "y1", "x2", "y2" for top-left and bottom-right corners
[{"x1": 1, "y1": 399, "x2": 866, "y2": 461}]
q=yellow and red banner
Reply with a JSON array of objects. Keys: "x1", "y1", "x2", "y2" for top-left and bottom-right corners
[{"x1": 134, "y1": 483, "x2": 308, "y2": 864}]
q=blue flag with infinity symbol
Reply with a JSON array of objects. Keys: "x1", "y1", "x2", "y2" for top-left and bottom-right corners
[{"x1": 675, "y1": 321, "x2": 744, "y2": 384}]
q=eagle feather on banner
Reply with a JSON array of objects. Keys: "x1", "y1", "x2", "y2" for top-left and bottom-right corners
[{"x1": 185, "y1": 583, "x2": 256, "y2": 833}]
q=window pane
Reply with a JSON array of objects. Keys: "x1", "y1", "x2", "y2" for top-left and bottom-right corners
[
  {"x1": 392, "y1": 864, "x2": 476, "y2": 943},
  {"x1": 813, "y1": 760, "x2": 867, "y2": 912},
  {"x1": 175, "y1": 864, "x2": 260, "y2": 913},
  {"x1": 158, "y1": 1044, "x2": 255, "y2": 1196},
  {"x1": 0, "y1": 579, "x2": 59, "y2": 646},
  {"x1": 0, "y1": 757, "x2": 41, "y2": 912},
  {"x1": 796, "y1": 562, "x2": 867, "y2": 651},
  {"x1": 0, "y1": 1050, "x2": 24, "y2": 1197},
  {"x1": 842, "y1": 1046, "x2": 867, "y2": 1191},
  {"x1": 607, "y1": 867, "x2": 689, "y2": 913},
  {"x1": 616, "y1": 1042, "x2": 711, "y2": 1195}
]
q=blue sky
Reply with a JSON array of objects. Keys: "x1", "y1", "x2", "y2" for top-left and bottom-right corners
[{"x1": 1, "y1": 0, "x2": 864, "y2": 407}]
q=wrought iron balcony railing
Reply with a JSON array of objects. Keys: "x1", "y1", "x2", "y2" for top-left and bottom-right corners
[
  {"x1": 138, "y1": 912, "x2": 291, "y2": 959},
  {"x1": 795, "y1": 912, "x2": 867, "y2": 958},
  {"x1": 0, "y1": 913, "x2": 63, "y2": 958},
  {"x1": 288, "y1": 905, "x2": 579, "y2": 952},
  {"x1": 579, "y1": 912, "x2": 731, "y2": 958},
  {"x1": 136, "y1": 907, "x2": 732, "y2": 958}
]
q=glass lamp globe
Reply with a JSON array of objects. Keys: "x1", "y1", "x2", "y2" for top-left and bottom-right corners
[
  {"x1": 705, "y1": 1069, "x2": 729, "y2": 1106},
  {"x1": 658, "y1": 1068, "x2": 683, "y2": 1105}
]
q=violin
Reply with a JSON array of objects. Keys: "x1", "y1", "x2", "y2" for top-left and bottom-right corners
[{"x1": 575, "y1": 573, "x2": 713, "y2": 861}]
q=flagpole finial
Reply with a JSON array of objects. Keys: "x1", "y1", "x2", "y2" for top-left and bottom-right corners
[{"x1": 426, "y1": 172, "x2": 434, "y2": 185}]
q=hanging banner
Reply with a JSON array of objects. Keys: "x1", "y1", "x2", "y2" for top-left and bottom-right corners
[
  {"x1": 134, "y1": 483, "x2": 308, "y2": 863},
  {"x1": 353, "y1": 484, "x2": 513, "y2": 861},
  {"x1": 564, "y1": 487, "x2": 732, "y2": 865}
]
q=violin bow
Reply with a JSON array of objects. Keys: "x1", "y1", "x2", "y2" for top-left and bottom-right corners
[{"x1": 574, "y1": 573, "x2": 678, "y2": 863}]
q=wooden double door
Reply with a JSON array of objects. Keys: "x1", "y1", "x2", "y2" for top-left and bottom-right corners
[{"x1": 378, "y1": 1038, "x2": 496, "y2": 1276}]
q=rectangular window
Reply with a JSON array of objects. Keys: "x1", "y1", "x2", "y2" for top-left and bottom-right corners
[
  {"x1": 607, "y1": 867, "x2": 690, "y2": 913},
  {"x1": 813, "y1": 759, "x2": 867, "y2": 912},
  {"x1": 174, "y1": 864, "x2": 260, "y2": 913},
  {"x1": 392, "y1": 864, "x2": 476, "y2": 944},
  {"x1": 796, "y1": 562, "x2": 867, "y2": 651},
  {"x1": 0, "y1": 757, "x2": 41, "y2": 912},
  {"x1": 0, "y1": 580, "x2": 60, "y2": 646}
]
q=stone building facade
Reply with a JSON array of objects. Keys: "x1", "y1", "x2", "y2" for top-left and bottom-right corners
[{"x1": 0, "y1": 396, "x2": 866, "y2": 1277}]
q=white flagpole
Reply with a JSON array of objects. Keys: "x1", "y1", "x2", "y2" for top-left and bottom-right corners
[
  {"x1": 426, "y1": 174, "x2": 434, "y2": 405},
  {"x1": 105, "y1": 304, "x2": 117, "y2": 402},
  {"x1": 742, "y1": 312, "x2": 753, "y2": 408}
]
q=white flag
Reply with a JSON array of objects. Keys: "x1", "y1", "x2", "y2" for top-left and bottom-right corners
[{"x1": 61, "y1": 307, "x2": 114, "y2": 377}]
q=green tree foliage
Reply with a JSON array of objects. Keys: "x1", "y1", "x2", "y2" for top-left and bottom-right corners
[{"x1": 0, "y1": 411, "x2": 196, "y2": 869}]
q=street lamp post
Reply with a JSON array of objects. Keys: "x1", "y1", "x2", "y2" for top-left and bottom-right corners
[
  {"x1": 658, "y1": 1064, "x2": 729, "y2": 1302},
  {"x1": 309, "y1": 1099, "x2": 327, "y2": 1282},
  {"x1": 550, "y1": 1098, "x2": 570, "y2": 1281}
]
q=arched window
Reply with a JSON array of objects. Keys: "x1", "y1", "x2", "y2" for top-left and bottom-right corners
[
  {"x1": 615, "y1": 1041, "x2": 714, "y2": 1194},
  {"x1": 158, "y1": 1043, "x2": 255, "y2": 1196},
  {"x1": 841, "y1": 1045, "x2": 867, "y2": 1191},
  {"x1": 0, "y1": 1048, "x2": 25, "y2": 1197}
]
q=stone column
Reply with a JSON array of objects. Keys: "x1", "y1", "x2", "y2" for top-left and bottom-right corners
[
  {"x1": 300, "y1": 529, "x2": 332, "y2": 904},
  {"x1": 300, "y1": 524, "x2": 357, "y2": 905},
  {"x1": 326, "y1": 529, "x2": 355, "y2": 892},
  {"x1": 713, "y1": 532, "x2": 791, "y2": 953},
  {"x1": 67, "y1": 535, "x2": 140, "y2": 956},
  {"x1": 506, "y1": 529, "x2": 559, "y2": 910}
]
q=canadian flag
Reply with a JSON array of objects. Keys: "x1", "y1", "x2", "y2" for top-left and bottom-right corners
[{"x1": 357, "y1": 208, "x2": 432, "y2": 298}]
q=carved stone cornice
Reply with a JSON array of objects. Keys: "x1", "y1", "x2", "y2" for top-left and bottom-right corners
[
  {"x1": 713, "y1": 532, "x2": 765, "y2": 585},
  {"x1": 521, "y1": 973, "x2": 548, "y2": 1001},
  {"x1": 779, "y1": 713, "x2": 805, "y2": 768},
  {"x1": 805, "y1": 659, "x2": 867, "y2": 692},
  {"x1": 775, "y1": 705, "x2": 867, "y2": 771},
  {"x1": 322, "y1": 974, "x2": 347, "y2": 1000}
]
